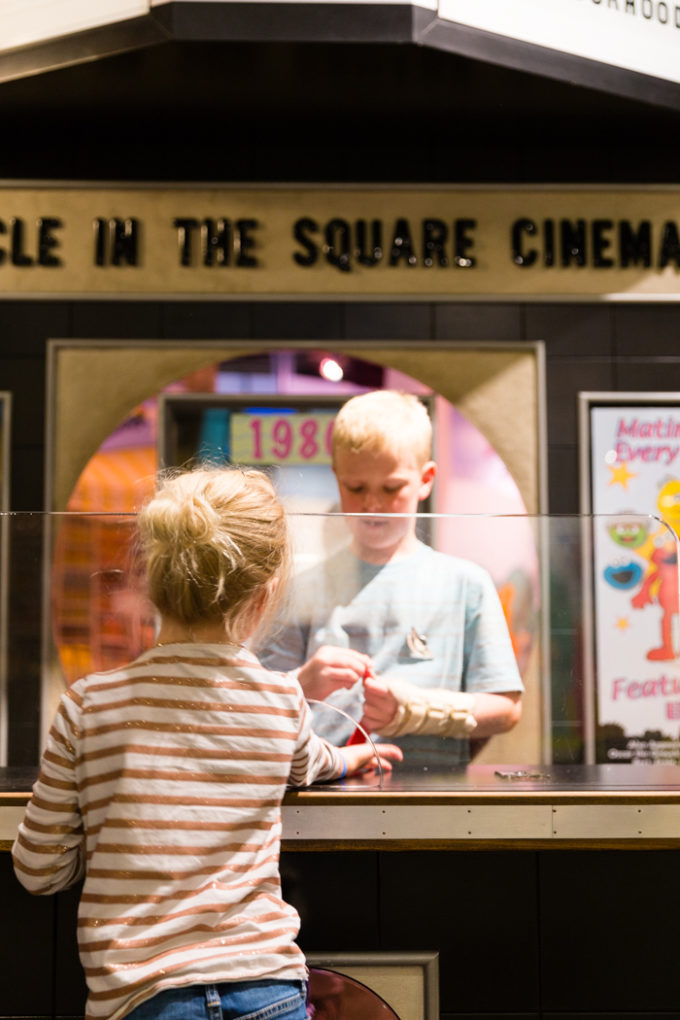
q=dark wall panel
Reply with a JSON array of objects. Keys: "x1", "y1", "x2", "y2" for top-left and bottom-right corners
[
  {"x1": 616, "y1": 358, "x2": 680, "y2": 392},
  {"x1": 434, "y1": 301, "x2": 523, "y2": 341},
  {"x1": 0, "y1": 301, "x2": 71, "y2": 357},
  {"x1": 614, "y1": 304, "x2": 680, "y2": 359},
  {"x1": 0, "y1": 854, "x2": 55, "y2": 1016},
  {"x1": 252, "y1": 302, "x2": 345, "y2": 340},
  {"x1": 546, "y1": 444, "x2": 580, "y2": 519},
  {"x1": 380, "y1": 850, "x2": 540, "y2": 1015},
  {"x1": 540, "y1": 850, "x2": 680, "y2": 1013},
  {"x1": 524, "y1": 303, "x2": 614, "y2": 359},
  {"x1": 281, "y1": 850, "x2": 381, "y2": 950},
  {"x1": 71, "y1": 301, "x2": 162, "y2": 339},
  {"x1": 8, "y1": 845, "x2": 680, "y2": 1017},
  {"x1": 344, "y1": 301, "x2": 432, "y2": 341},
  {"x1": 543, "y1": 1015, "x2": 680, "y2": 1020},
  {"x1": 54, "y1": 885, "x2": 87, "y2": 1016},
  {"x1": 160, "y1": 300, "x2": 254, "y2": 339},
  {"x1": 543, "y1": 358, "x2": 614, "y2": 449}
]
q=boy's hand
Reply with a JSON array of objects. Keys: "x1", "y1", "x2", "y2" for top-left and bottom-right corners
[
  {"x1": 359, "y1": 675, "x2": 400, "y2": 732},
  {"x1": 339, "y1": 741, "x2": 403, "y2": 777},
  {"x1": 299, "y1": 645, "x2": 373, "y2": 701}
]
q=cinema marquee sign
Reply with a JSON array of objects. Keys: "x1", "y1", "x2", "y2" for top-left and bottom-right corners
[{"x1": 2, "y1": 185, "x2": 680, "y2": 298}]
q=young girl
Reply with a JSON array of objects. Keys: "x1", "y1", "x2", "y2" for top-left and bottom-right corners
[{"x1": 12, "y1": 467, "x2": 401, "y2": 1020}]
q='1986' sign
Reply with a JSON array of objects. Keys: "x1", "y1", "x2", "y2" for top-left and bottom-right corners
[{"x1": 230, "y1": 412, "x2": 335, "y2": 465}]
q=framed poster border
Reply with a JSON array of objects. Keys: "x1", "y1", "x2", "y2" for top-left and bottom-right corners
[
  {"x1": 306, "y1": 950, "x2": 439, "y2": 1020},
  {"x1": 578, "y1": 391, "x2": 680, "y2": 764}
]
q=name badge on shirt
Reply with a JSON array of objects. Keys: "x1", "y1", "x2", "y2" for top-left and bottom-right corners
[{"x1": 406, "y1": 627, "x2": 433, "y2": 660}]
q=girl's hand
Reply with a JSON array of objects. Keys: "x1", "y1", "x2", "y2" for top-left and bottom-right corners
[
  {"x1": 299, "y1": 645, "x2": 373, "y2": 701},
  {"x1": 338, "y1": 741, "x2": 403, "y2": 777}
]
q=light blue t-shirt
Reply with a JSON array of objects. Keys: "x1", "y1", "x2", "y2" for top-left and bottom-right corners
[{"x1": 259, "y1": 541, "x2": 523, "y2": 765}]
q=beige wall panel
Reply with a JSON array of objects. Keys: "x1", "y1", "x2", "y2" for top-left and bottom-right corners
[{"x1": 53, "y1": 346, "x2": 253, "y2": 509}]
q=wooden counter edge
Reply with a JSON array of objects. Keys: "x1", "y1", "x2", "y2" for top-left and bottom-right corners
[
  {"x1": 279, "y1": 837, "x2": 680, "y2": 851},
  {"x1": 5, "y1": 789, "x2": 680, "y2": 807},
  {"x1": 280, "y1": 789, "x2": 680, "y2": 806},
  {"x1": 3, "y1": 837, "x2": 680, "y2": 853}
]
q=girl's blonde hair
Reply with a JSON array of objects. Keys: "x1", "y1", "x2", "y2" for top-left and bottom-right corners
[
  {"x1": 332, "y1": 390, "x2": 433, "y2": 467},
  {"x1": 138, "y1": 466, "x2": 289, "y2": 642}
]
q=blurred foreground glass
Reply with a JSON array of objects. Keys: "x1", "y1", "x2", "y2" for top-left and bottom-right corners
[{"x1": 0, "y1": 511, "x2": 677, "y2": 783}]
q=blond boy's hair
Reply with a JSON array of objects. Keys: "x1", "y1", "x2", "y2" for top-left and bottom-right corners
[
  {"x1": 332, "y1": 390, "x2": 433, "y2": 467},
  {"x1": 138, "y1": 466, "x2": 290, "y2": 641}
]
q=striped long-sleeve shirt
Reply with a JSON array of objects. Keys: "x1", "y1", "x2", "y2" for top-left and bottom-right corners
[{"x1": 12, "y1": 643, "x2": 343, "y2": 1020}]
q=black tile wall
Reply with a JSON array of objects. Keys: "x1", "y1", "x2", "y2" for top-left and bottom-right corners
[
  {"x1": 71, "y1": 301, "x2": 162, "y2": 339},
  {"x1": 613, "y1": 303, "x2": 680, "y2": 357},
  {"x1": 344, "y1": 301, "x2": 432, "y2": 340},
  {"x1": 160, "y1": 300, "x2": 253, "y2": 339},
  {"x1": 0, "y1": 302, "x2": 71, "y2": 356},
  {"x1": 54, "y1": 887, "x2": 87, "y2": 1016},
  {"x1": 252, "y1": 302, "x2": 345, "y2": 340},
  {"x1": 546, "y1": 444, "x2": 580, "y2": 515},
  {"x1": 0, "y1": 856, "x2": 54, "y2": 1017},
  {"x1": 545, "y1": 358, "x2": 614, "y2": 447},
  {"x1": 280, "y1": 851, "x2": 381, "y2": 951},
  {"x1": 443, "y1": 1015, "x2": 538, "y2": 1020},
  {"x1": 8, "y1": 845, "x2": 680, "y2": 1017},
  {"x1": 540, "y1": 851, "x2": 680, "y2": 1013},
  {"x1": 380, "y1": 850, "x2": 540, "y2": 1015},
  {"x1": 434, "y1": 302, "x2": 523, "y2": 341},
  {"x1": 2, "y1": 357, "x2": 46, "y2": 449},
  {"x1": 525, "y1": 303, "x2": 614, "y2": 359},
  {"x1": 7, "y1": 515, "x2": 44, "y2": 764},
  {"x1": 0, "y1": 305, "x2": 52, "y2": 512},
  {"x1": 7, "y1": 718, "x2": 41, "y2": 769},
  {"x1": 11, "y1": 448, "x2": 45, "y2": 513},
  {"x1": 616, "y1": 357, "x2": 680, "y2": 392}
]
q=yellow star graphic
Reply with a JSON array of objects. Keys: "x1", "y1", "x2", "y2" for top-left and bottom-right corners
[
  {"x1": 615, "y1": 617, "x2": 630, "y2": 631},
  {"x1": 608, "y1": 461, "x2": 637, "y2": 489}
]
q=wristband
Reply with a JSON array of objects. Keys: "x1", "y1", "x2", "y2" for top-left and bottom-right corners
[{"x1": 337, "y1": 752, "x2": 348, "y2": 780}]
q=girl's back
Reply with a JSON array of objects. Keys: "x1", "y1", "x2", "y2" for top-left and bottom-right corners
[{"x1": 15, "y1": 640, "x2": 335, "y2": 1019}]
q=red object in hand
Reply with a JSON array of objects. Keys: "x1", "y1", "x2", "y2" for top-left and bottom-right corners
[{"x1": 347, "y1": 665, "x2": 372, "y2": 744}]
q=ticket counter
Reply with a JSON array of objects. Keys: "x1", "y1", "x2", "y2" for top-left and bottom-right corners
[
  {"x1": 2, "y1": 763, "x2": 680, "y2": 1019},
  {"x1": 1, "y1": 507, "x2": 680, "y2": 1017}
]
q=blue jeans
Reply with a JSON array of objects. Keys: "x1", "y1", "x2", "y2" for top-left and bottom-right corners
[{"x1": 125, "y1": 979, "x2": 309, "y2": 1020}]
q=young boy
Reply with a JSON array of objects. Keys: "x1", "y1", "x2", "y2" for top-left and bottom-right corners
[{"x1": 259, "y1": 390, "x2": 523, "y2": 766}]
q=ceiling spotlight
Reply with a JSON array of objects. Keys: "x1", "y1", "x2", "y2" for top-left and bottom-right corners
[{"x1": 319, "y1": 356, "x2": 344, "y2": 382}]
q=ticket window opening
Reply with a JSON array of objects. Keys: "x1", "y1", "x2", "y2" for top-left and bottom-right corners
[{"x1": 47, "y1": 343, "x2": 542, "y2": 766}]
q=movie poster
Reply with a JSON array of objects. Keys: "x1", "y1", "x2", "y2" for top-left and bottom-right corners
[{"x1": 590, "y1": 403, "x2": 680, "y2": 764}]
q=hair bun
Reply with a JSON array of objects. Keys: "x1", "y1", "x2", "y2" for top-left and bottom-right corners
[{"x1": 138, "y1": 467, "x2": 289, "y2": 638}]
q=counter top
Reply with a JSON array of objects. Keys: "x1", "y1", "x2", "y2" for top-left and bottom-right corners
[
  {"x1": 4, "y1": 764, "x2": 680, "y2": 848},
  {"x1": 285, "y1": 761, "x2": 680, "y2": 801}
]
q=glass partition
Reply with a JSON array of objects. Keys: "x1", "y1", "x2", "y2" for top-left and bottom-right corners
[{"x1": 2, "y1": 510, "x2": 679, "y2": 789}]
